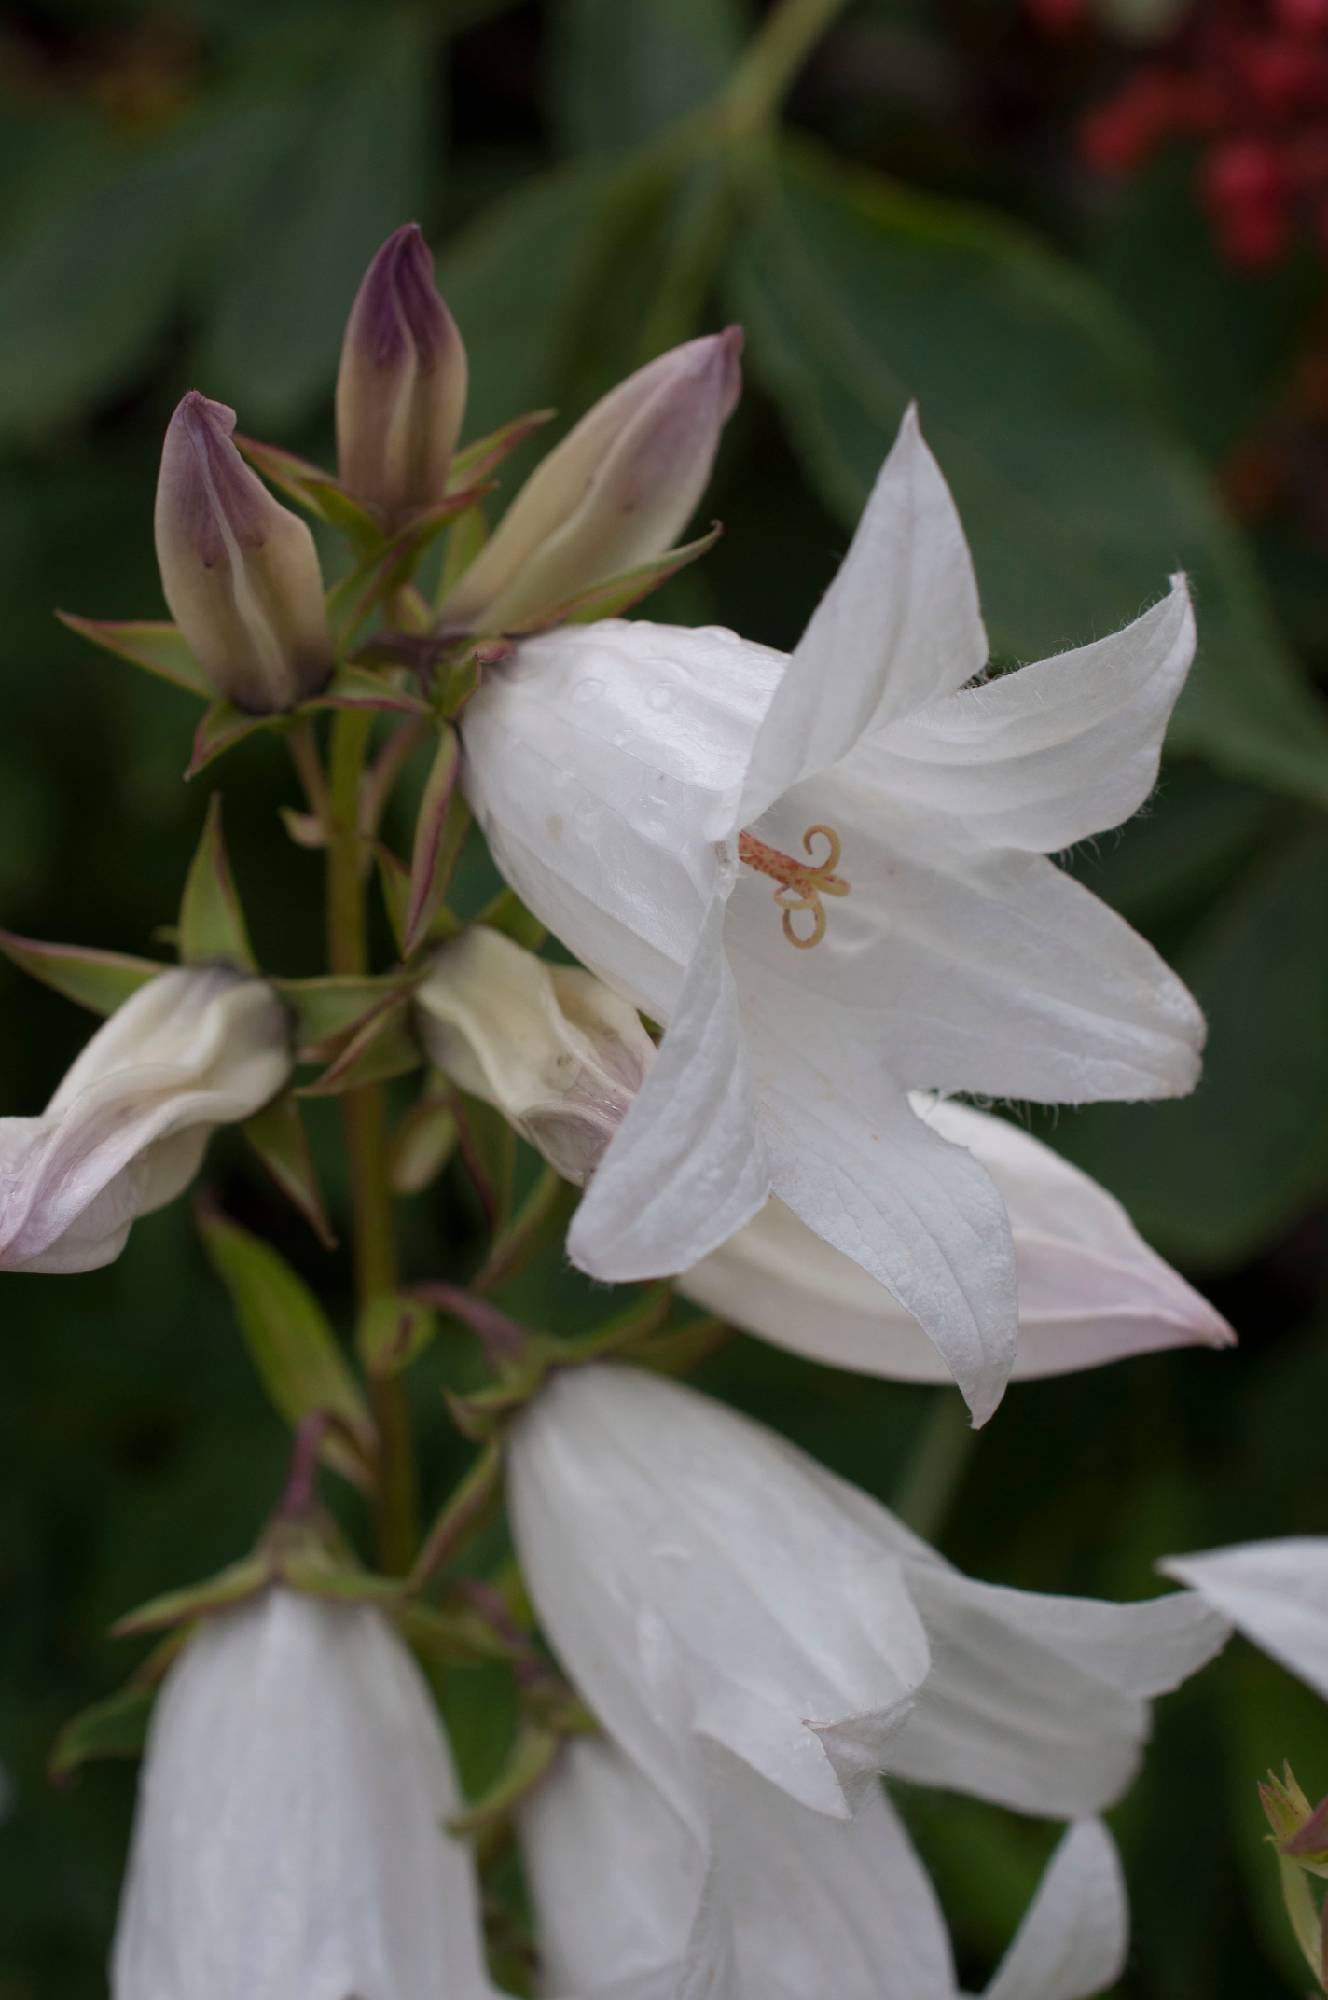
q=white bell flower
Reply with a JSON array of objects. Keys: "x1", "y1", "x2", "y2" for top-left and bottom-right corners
[
  {"x1": 111, "y1": 1587, "x2": 497, "y2": 2000},
  {"x1": 520, "y1": 1732, "x2": 1128, "y2": 2000},
  {"x1": 1161, "y1": 1539, "x2": 1328, "y2": 1700},
  {"x1": 462, "y1": 408, "x2": 1203, "y2": 1423},
  {"x1": 0, "y1": 967, "x2": 290, "y2": 1274},
  {"x1": 507, "y1": 1365, "x2": 1226, "y2": 1826},
  {"x1": 682, "y1": 1094, "x2": 1232, "y2": 1387}
]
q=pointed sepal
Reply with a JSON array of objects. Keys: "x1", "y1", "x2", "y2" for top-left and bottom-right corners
[
  {"x1": 56, "y1": 613, "x2": 209, "y2": 698},
  {"x1": 242, "y1": 1091, "x2": 336, "y2": 1248},
  {"x1": 178, "y1": 795, "x2": 257, "y2": 970},
  {"x1": 0, "y1": 930, "x2": 162, "y2": 1015},
  {"x1": 508, "y1": 524, "x2": 722, "y2": 634},
  {"x1": 403, "y1": 726, "x2": 462, "y2": 957}
]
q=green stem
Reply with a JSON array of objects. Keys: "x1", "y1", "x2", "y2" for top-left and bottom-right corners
[
  {"x1": 326, "y1": 708, "x2": 418, "y2": 1574},
  {"x1": 893, "y1": 1393, "x2": 976, "y2": 1544},
  {"x1": 724, "y1": 0, "x2": 851, "y2": 142}
]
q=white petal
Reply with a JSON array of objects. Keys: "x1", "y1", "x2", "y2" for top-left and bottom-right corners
[
  {"x1": 461, "y1": 619, "x2": 780, "y2": 1019},
  {"x1": 111, "y1": 1591, "x2": 494, "y2": 2000},
  {"x1": 739, "y1": 406, "x2": 986, "y2": 823},
  {"x1": 507, "y1": 1365, "x2": 931, "y2": 1822},
  {"x1": 568, "y1": 895, "x2": 771, "y2": 1282},
  {"x1": 867, "y1": 577, "x2": 1195, "y2": 854},
  {"x1": 984, "y1": 1821, "x2": 1127, "y2": 2000},
  {"x1": 748, "y1": 778, "x2": 1203, "y2": 1103},
  {"x1": 1160, "y1": 1539, "x2": 1328, "y2": 1699},
  {"x1": 725, "y1": 922, "x2": 1017, "y2": 1423}
]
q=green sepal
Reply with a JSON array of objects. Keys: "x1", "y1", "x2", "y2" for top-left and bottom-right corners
[
  {"x1": 273, "y1": 971, "x2": 406, "y2": 1057},
  {"x1": 390, "y1": 1081, "x2": 459, "y2": 1196},
  {"x1": 472, "y1": 1167, "x2": 575, "y2": 1295},
  {"x1": 298, "y1": 990, "x2": 423, "y2": 1097},
  {"x1": 309, "y1": 663, "x2": 430, "y2": 718},
  {"x1": 0, "y1": 929, "x2": 162, "y2": 1015},
  {"x1": 436, "y1": 503, "x2": 490, "y2": 605},
  {"x1": 277, "y1": 1550, "x2": 407, "y2": 1607},
  {"x1": 242, "y1": 1092, "x2": 336, "y2": 1248},
  {"x1": 47, "y1": 1630, "x2": 187, "y2": 1783},
  {"x1": 447, "y1": 409, "x2": 555, "y2": 488},
  {"x1": 473, "y1": 885, "x2": 546, "y2": 953},
  {"x1": 197, "y1": 1205, "x2": 374, "y2": 1486},
  {"x1": 507, "y1": 525, "x2": 722, "y2": 634},
  {"x1": 397, "y1": 1597, "x2": 519, "y2": 1665},
  {"x1": 402, "y1": 726, "x2": 463, "y2": 957},
  {"x1": 178, "y1": 794, "x2": 257, "y2": 970},
  {"x1": 448, "y1": 1723, "x2": 562, "y2": 1855},
  {"x1": 410, "y1": 1441, "x2": 505, "y2": 1588},
  {"x1": 187, "y1": 700, "x2": 275, "y2": 780},
  {"x1": 356, "y1": 1292, "x2": 437, "y2": 1377},
  {"x1": 452, "y1": 1093, "x2": 518, "y2": 1235},
  {"x1": 111, "y1": 1553, "x2": 271, "y2": 1639},
  {"x1": 56, "y1": 613, "x2": 210, "y2": 698},
  {"x1": 234, "y1": 433, "x2": 381, "y2": 545},
  {"x1": 377, "y1": 846, "x2": 413, "y2": 958}
]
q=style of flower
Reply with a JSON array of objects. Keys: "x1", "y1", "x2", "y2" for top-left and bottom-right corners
[
  {"x1": 0, "y1": 968, "x2": 290, "y2": 1274},
  {"x1": 462, "y1": 408, "x2": 1204, "y2": 1421},
  {"x1": 111, "y1": 1588, "x2": 495, "y2": 2000},
  {"x1": 507, "y1": 1364, "x2": 1228, "y2": 1826}
]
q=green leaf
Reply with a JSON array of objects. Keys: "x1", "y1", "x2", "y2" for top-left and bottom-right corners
[
  {"x1": 0, "y1": 930, "x2": 162, "y2": 1015},
  {"x1": 730, "y1": 144, "x2": 1328, "y2": 806},
  {"x1": 551, "y1": 0, "x2": 746, "y2": 158},
  {"x1": 242, "y1": 1092, "x2": 336, "y2": 1249},
  {"x1": 178, "y1": 794, "x2": 257, "y2": 970},
  {"x1": 198, "y1": 1208, "x2": 372, "y2": 1481},
  {"x1": 55, "y1": 615, "x2": 209, "y2": 698},
  {"x1": 48, "y1": 1682, "x2": 155, "y2": 1783},
  {"x1": 403, "y1": 728, "x2": 462, "y2": 957}
]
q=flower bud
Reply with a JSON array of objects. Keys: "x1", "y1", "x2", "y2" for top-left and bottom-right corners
[
  {"x1": 414, "y1": 927, "x2": 653, "y2": 1183},
  {"x1": 0, "y1": 966, "x2": 290, "y2": 1273},
  {"x1": 154, "y1": 391, "x2": 334, "y2": 712},
  {"x1": 335, "y1": 222, "x2": 468, "y2": 528},
  {"x1": 440, "y1": 327, "x2": 743, "y2": 633},
  {"x1": 111, "y1": 1588, "x2": 493, "y2": 2000}
]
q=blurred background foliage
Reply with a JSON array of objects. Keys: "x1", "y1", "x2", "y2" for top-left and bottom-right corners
[{"x1": 1, "y1": 0, "x2": 1327, "y2": 1992}]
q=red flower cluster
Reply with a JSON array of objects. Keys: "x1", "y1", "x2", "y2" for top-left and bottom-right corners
[{"x1": 1074, "y1": 0, "x2": 1328, "y2": 266}]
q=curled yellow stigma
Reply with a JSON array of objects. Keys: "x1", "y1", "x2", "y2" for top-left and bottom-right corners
[{"x1": 737, "y1": 824, "x2": 850, "y2": 950}]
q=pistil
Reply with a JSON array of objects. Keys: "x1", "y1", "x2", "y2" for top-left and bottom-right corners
[{"x1": 737, "y1": 823, "x2": 850, "y2": 949}]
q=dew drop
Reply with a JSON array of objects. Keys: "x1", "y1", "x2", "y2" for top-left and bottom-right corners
[
  {"x1": 572, "y1": 676, "x2": 605, "y2": 707},
  {"x1": 646, "y1": 683, "x2": 673, "y2": 714}
]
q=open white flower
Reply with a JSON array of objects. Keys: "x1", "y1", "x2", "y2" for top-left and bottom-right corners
[
  {"x1": 507, "y1": 1365, "x2": 1226, "y2": 1826},
  {"x1": 1161, "y1": 1539, "x2": 1328, "y2": 1700},
  {"x1": 521, "y1": 1733, "x2": 1128, "y2": 2000},
  {"x1": 112, "y1": 1587, "x2": 495, "y2": 2000},
  {"x1": 682, "y1": 1095, "x2": 1232, "y2": 1386},
  {"x1": 0, "y1": 967, "x2": 289, "y2": 1273},
  {"x1": 463, "y1": 408, "x2": 1203, "y2": 1423}
]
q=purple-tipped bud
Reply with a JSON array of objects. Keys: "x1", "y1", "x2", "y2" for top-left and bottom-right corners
[
  {"x1": 336, "y1": 223, "x2": 467, "y2": 528},
  {"x1": 154, "y1": 392, "x2": 333, "y2": 713},
  {"x1": 440, "y1": 327, "x2": 742, "y2": 633}
]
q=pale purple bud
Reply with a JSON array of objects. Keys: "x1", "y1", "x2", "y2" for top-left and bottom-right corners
[
  {"x1": 440, "y1": 327, "x2": 743, "y2": 633},
  {"x1": 336, "y1": 223, "x2": 467, "y2": 527},
  {"x1": 154, "y1": 392, "x2": 333, "y2": 713},
  {"x1": 415, "y1": 928, "x2": 653, "y2": 1185}
]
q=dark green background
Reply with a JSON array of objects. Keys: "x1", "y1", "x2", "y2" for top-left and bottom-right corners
[{"x1": 2, "y1": 0, "x2": 1327, "y2": 1992}]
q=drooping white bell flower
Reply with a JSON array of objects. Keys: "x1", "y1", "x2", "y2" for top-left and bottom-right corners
[
  {"x1": 1161, "y1": 1539, "x2": 1328, "y2": 1700},
  {"x1": 462, "y1": 409, "x2": 1203, "y2": 1423},
  {"x1": 111, "y1": 1587, "x2": 497, "y2": 2000},
  {"x1": 0, "y1": 967, "x2": 290, "y2": 1274},
  {"x1": 507, "y1": 1365, "x2": 1227, "y2": 1826},
  {"x1": 682, "y1": 1094, "x2": 1232, "y2": 1387},
  {"x1": 520, "y1": 1733, "x2": 1128, "y2": 2000}
]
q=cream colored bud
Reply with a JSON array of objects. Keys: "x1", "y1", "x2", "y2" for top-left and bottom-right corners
[
  {"x1": 154, "y1": 391, "x2": 333, "y2": 713},
  {"x1": 415, "y1": 927, "x2": 653, "y2": 1183},
  {"x1": 336, "y1": 223, "x2": 467, "y2": 527},
  {"x1": 440, "y1": 327, "x2": 742, "y2": 633}
]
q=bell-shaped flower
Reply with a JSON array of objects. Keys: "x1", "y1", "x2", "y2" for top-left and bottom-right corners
[
  {"x1": 439, "y1": 329, "x2": 741, "y2": 634},
  {"x1": 336, "y1": 222, "x2": 467, "y2": 528},
  {"x1": 155, "y1": 391, "x2": 334, "y2": 712},
  {"x1": 1161, "y1": 1539, "x2": 1328, "y2": 1701},
  {"x1": 520, "y1": 1732, "x2": 1128, "y2": 2000},
  {"x1": 415, "y1": 927, "x2": 653, "y2": 1184},
  {"x1": 507, "y1": 1364, "x2": 1226, "y2": 1826},
  {"x1": 682, "y1": 1094, "x2": 1232, "y2": 1387},
  {"x1": 462, "y1": 408, "x2": 1204, "y2": 1422},
  {"x1": 111, "y1": 1587, "x2": 495, "y2": 2000},
  {"x1": 0, "y1": 967, "x2": 289, "y2": 1274}
]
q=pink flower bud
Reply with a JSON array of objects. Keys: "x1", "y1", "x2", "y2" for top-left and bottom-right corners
[
  {"x1": 440, "y1": 327, "x2": 742, "y2": 633},
  {"x1": 154, "y1": 391, "x2": 333, "y2": 713},
  {"x1": 336, "y1": 223, "x2": 468, "y2": 528}
]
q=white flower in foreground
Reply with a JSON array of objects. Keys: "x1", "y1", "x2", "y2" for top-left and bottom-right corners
[
  {"x1": 0, "y1": 967, "x2": 289, "y2": 1274},
  {"x1": 683, "y1": 1095, "x2": 1232, "y2": 1386},
  {"x1": 112, "y1": 1588, "x2": 495, "y2": 2000},
  {"x1": 508, "y1": 1365, "x2": 1226, "y2": 1825},
  {"x1": 462, "y1": 408, "x2": 1203, "y2": 1423},
  {"x1": 1161, "y1": 1539, "x2": 1328, "y2": 1700},
  {"x1": 520, "y1": 1734, "x2": 1127, "y2": 2000},
  {"x1": 416, "y1": 927, "x2": 653, "y2": 1184}
]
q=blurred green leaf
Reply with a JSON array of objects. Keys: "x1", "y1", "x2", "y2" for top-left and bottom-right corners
[
  {"x1": 551, "y1": 0, "x2": 746, "y2": 158},
  {"x1": 730, "y1": 144, "x2": 1328, "y2": 807}
]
